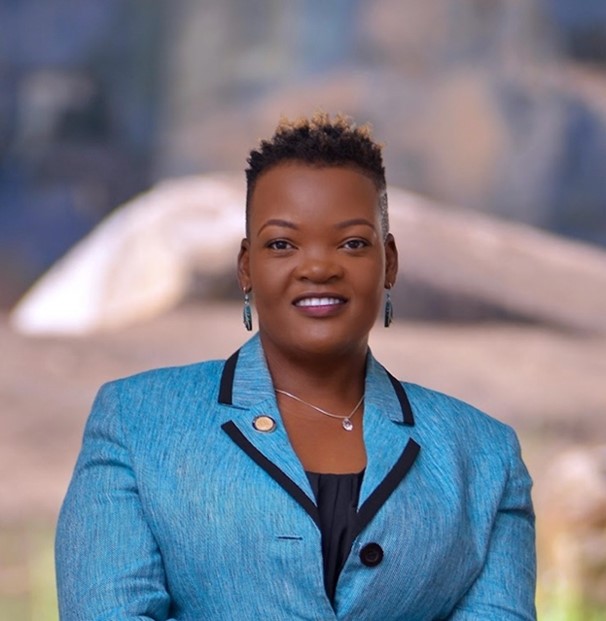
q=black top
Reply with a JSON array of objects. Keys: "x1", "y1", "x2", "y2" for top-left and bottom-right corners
[{"x1": 306, "y1": 470, "x2": 365, "y2": 605}]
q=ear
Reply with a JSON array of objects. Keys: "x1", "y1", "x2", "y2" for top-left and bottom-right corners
[
  {"x1": 384, "y1": 233, "x2": 399, "y2": 287},
  {"x1": 237, "y1": 238, "x2": 251, "y2": 292}
]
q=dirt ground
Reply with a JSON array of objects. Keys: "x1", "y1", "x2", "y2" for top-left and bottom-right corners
[{"x1": 2, "y1": 301, "x2": 605, "y2": 528}]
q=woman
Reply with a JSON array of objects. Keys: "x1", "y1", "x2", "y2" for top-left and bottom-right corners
[{"x1": 55, "y1": 114, "x2": 536, "y2": 620}]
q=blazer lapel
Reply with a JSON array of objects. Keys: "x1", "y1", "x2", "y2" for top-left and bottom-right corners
[
  {"x1": 218, "y1": 335, "x2": 320, "y2": 526},
  {"x1": 355, "y1": 354, "x2": 420, "y2": 537},
  {"x1": 218, "y1": 336, "x2": 421, "y2": 534}
]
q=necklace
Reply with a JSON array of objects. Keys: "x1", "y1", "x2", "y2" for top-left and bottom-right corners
[{"x1": 275, "y1": 389, "x2": 364, "y2": 432}]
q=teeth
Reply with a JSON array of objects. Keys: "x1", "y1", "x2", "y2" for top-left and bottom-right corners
[{"x1": 296, "y1": 297, "x2": 343, "y2": 307}]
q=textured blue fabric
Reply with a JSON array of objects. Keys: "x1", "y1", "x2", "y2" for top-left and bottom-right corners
[{"x1": 55, "y1": 333, "x2": 536, "y2": 620}]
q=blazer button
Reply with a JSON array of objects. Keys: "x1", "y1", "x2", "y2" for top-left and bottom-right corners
[{"x1": 360, "y1": 543, "x2": 383, "y2": 567}]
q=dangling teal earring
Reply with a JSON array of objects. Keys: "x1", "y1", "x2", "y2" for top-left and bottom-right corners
[
  {"x1": 243, "y1": 289, "x2": 253, "y2": 331},
  {"x1": 384, "y1": 284, "x2": 393, "y2": 328}
]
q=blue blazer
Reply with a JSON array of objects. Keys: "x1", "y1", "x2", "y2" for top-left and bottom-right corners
[{"x1": 55, "y1": 334, "x2": 536, "y2": 620}]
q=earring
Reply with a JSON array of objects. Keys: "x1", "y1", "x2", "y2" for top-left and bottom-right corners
[
  {"x1": 384, "y1": 285, "x2": 393, "y2": 328},
  {"x1": 243, "y1": 290, "x2": 253, "y2": 331}
]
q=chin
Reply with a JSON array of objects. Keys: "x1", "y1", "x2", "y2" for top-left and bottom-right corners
[
  {"x1": 259, "y1": 320, "x2": 372, "y2": 358},
  {"x1": 295, "y1": 333, "x2": 370, "y2": 359}
]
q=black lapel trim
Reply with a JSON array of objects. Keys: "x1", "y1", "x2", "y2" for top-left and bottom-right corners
[
  {"x1": 221, "y1": 421, "x2": 320, "y2": 527},
  {"x1": 385, "y1": 370, "x2": 415, "y2": 425},
  {"x1": 218, "y1": 349, "x2": 240, "y2": 405},
  {"x1": 354, "y1": 438, "x2": 420, "y2": 539}
]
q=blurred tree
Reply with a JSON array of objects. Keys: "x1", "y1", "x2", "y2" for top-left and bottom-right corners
[{"x1": 0, "y1": 0, "x2": 166, "y2": 306}]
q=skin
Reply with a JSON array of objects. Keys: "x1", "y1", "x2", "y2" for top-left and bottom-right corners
[{"x1": 238, "y1": 163, "x2": 398, "y2": 473}]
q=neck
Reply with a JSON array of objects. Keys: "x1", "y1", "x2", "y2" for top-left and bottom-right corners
[{"x1": 259, "y1": 335, "x2": 368, "y2": 402}]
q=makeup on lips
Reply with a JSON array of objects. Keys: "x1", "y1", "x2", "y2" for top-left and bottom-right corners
[{"x1": 293, "y1": 295, "x2": 347, "y2": 317}]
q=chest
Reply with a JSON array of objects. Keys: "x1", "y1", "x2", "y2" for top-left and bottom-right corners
[
  {"x1": 128, "y1": 422, "x2": 494, "y2": 619},
  {"x1": 280, "y1": 409, "x2": 367, "y2": 473}
]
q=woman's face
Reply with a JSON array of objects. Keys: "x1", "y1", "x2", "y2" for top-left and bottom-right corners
[{"x1": 238, "y1": 163, "x2": 398, "y2": 362}]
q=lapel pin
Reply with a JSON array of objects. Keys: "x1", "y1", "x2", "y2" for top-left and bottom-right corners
[{"x1": 252, "y1": 415, "x2": 276, "y2": 433}]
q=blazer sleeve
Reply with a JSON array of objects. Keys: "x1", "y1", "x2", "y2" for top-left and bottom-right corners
[
  {"x1": 446, "y1": 427, "x2": 537, "y2": 620},
  {"x1": 55, "y1": 382, "x2": 177, "y2": 621}
]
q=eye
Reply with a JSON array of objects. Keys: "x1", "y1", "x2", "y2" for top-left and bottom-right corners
[
  {"x1": 266, "y1": 239, "x2": 294, "y2": 251},
  {"x1": 342, "y1": 238, "x2": 369, "y2": 250}
]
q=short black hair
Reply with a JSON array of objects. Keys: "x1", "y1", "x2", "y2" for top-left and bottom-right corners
[{"x1": 245, "y1": 113, "x2": 388, "y2": 237}]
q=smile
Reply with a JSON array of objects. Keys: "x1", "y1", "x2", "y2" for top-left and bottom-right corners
[{"x1": 294, "y1": 297, "x2": 345, "y2": 307}]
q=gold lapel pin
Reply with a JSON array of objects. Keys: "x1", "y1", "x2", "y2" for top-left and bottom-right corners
[{"x1": 252, "y1": 415, "x2": 276, "y2": 433}]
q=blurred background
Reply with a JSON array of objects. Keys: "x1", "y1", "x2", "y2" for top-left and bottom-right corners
[{"x1": 1, "y1": 1, "x2": 606, "y2": 619}]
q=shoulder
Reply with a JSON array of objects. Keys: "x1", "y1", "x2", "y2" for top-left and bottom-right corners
[
  {"x1": 88, "y1": 359, "x2": 227, "y2": 432},
  {"x1": 400, "y1": 381, "x2": 533, "y2": 502},
  {"x1": 100, "y1": 358, "x2": 225, "y2": 399},
  {"x1": 402, "y1": 381, "x2": 521, "y2": 453}
]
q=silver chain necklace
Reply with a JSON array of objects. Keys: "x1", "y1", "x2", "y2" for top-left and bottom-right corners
[{"x1": 275, "y1": 389, "x2": 364, "y2": 431}]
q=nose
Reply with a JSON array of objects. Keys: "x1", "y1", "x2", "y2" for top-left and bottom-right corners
[{"x1": 295, "y1": 249, "x2": 344, "y2": 283}]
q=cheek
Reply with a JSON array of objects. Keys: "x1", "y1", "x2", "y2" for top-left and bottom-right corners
[
  {"x1": 358, "y1": 261, "x2": 385, "y2": 292},
  {"x1": 353, "y1": 275, "x2": 384, "y2": 317},
  {"x1": 249, "y1": 258, "x2": 274, "y2": 289},
  {"x1": 249, "y1": 262, "x2": 290, "y2": 307}
]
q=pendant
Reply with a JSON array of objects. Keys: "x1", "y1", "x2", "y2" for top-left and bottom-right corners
[{"x1": 342, "y1": 418, "x2": 353, "y2": 431}]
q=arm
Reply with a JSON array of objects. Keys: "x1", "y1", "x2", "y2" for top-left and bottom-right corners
[
  {"x1": 446, "y1": 429, "x2": 537, "y2": 620},
  {"x1": 55, "y1": 383, "x2": 176, "y2": 621}
]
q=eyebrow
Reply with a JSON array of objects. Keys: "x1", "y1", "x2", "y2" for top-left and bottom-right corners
[
  {"x1": 257, "y1": 219, "x2": 299, "y2": 234},
  {"x1": 257, "y1": 217, "x2": 376, "y2": 235},
  {"x1": 334, "y1": 218, "x2": 376, "y2": 230}
]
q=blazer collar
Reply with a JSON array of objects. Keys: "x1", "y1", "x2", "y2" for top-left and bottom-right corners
[{"x1": 218, "y1": 333, "x2": 278, "y2": 410}]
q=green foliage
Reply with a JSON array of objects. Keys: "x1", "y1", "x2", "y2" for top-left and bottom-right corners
[
  {"x1": 538, "y1": 586, "x2": 606, "y2": 621},
  {"x1": 0, "y1": 524, "x2": 58, "y2": 621}
]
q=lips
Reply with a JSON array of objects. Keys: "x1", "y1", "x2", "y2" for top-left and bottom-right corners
[
  {"x1": 292, "y1": 294, "x2": 348, "y2": 318},
  {"x1": 294, "y1": 296, "x2": 346, "y2": 308}
]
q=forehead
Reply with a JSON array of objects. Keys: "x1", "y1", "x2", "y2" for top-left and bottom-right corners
[{"x1": 249, "y1": 164, "x2": 380, "y2": 224}]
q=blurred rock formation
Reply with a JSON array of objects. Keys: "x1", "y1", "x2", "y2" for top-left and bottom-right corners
[{"x1": 10, "y1": 175, "x2": 245, "y2": 334}]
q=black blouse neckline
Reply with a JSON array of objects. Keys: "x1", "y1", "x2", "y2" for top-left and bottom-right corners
[{"x1": 306, "y1": 469, "x2": 365, "y2": 606}]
